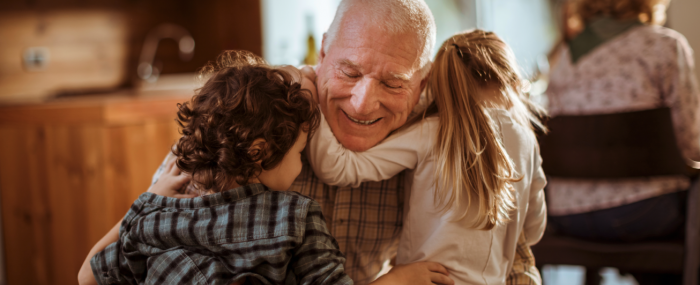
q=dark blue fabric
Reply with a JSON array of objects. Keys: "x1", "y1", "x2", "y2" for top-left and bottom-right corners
[{"x1": 549, "y1": 190, "x2": 687, "y2": 242}]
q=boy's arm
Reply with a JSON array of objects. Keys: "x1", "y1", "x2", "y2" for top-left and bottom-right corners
[
  {"x1": 307, "y1": 114, "x2": 433, "y2": 188},
  {"x1": 78, "y1": 220, "x2": 121, "y2": 285},
  {"x1": 78, "y1": 159, "x2": 193, "y2": 285},
  {"x1": 292, "y1": 202, "x2": 353, "y2": 285}
]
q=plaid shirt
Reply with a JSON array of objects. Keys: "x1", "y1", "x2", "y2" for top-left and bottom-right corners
[
  {"x1": 152, "y1": 154, "x2": 541, "y2": 285},
  {"x1": 290, "y1": 162, "x2": 542, "y2": 285},
  {"x1": 91, "y1": 183, "x2": 352, "y2": 285}
]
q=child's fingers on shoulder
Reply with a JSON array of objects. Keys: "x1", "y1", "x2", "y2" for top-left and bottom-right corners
[
  {"x1": 278, "y1": 65, "x2": 302, "y2": 82},
  {"x1": 165, "y1": 157, "x2": 178, "y2": 174},
  {"x1": 175, "y1": 173, "x2": 191, "y2": 184},
  {"x1": 300, "y1": 66, "x2": 316, "y2": 83},
  {"x1": 170, "y1": 162, "x2": 182, "y2": 175}
]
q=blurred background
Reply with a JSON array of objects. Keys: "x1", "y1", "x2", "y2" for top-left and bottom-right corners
[{"x1": 0, "y1": 0, "x2": 697, "y2": 284}]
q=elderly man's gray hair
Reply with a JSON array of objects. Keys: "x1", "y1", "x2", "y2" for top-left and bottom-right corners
[{"x1": 323, "y1": 0, "x2": 437, "y2": 78}]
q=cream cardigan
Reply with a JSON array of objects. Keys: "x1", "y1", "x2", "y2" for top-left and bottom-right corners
[{"x1": 308, "y1": 108, "x2": 547, "y2": 285}]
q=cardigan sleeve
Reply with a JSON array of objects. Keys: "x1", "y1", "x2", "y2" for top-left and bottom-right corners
[
  {"x1": 660, "y1": 33, "x2": 700, "y2": 161},
  {"x1": 307, "y1": 112, "x2": 436, "y2": 188},
  {"x1": 523, "y1": 151, "x2": 547, "y2": 245}
]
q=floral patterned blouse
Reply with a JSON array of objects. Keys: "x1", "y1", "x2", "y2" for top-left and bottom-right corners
[{"x1": 546, "y1": 25, "x2": 700, "y2": 216}]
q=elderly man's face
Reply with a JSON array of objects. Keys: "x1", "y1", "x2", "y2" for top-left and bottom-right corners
[{"x1": 315, "y1": 14, "x2": 427, "y2": 152}]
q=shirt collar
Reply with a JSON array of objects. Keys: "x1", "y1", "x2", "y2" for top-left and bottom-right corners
[
  {"x1": 568, "y1": 16, "x2": 643, "y2": 63},
  {"x1": 140, "y1": 183, "x2": 270, "y2": 209}
]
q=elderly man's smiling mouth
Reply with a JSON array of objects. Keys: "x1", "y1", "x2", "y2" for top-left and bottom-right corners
[{"x1": 342, "y1": 110, "x2": 383, "y2": 126}]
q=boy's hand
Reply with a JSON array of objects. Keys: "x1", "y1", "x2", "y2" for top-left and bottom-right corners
[
  {"x1": 299, "y1": 65, "x2": 318, "y2": 103},
  {"x1": 371, "y1": 262, "x2": 454, "y2": 285},
  {"x1": 148, "y1": 158, "x2": 196, "y2": 198}
]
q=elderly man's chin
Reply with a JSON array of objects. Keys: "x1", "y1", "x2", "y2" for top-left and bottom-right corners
[
  {"x1": 331, "y1": 112, "x2": 395, "y2": 152},
  {"x1": 336, "y1": 132, "x2": 389, "y2": 152}
]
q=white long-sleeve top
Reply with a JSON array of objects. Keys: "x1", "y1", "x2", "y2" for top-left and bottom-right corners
[{"x1": 308, "y1": 108, "x2": 547, "y2": 285}]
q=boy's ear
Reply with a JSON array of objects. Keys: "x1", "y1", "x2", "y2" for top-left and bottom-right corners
[{"x1": 248, "y1": 138, "x2": 267, "y2": 163}]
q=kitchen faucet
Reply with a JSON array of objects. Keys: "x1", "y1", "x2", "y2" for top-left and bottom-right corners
[{"x1": 137, "y1": 23, "x2": 195, "y2": 82}]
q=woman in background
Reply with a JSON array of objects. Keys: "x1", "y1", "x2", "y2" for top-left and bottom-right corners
[{"x1": 545, "y1": 0, "x2": 700, "y2": 284}]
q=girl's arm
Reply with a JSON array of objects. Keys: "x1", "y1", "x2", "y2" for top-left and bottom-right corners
[
  {"x1": 523, "y1": 155, "x2": 548, "y2": 245},
  {"x1": 77, "y1": 159, "x2": 194, "y2": 285},
  {"x1": 308, "y1": 114, "x2": 436, "y2": 187}
]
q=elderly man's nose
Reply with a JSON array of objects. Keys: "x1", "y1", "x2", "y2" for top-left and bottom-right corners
[{"x1": 350, "y1": 79, "x2": 380, "y2": 114}]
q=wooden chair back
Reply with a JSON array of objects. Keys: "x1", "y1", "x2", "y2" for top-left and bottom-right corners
[
  {"x1": 538, "y1": 107, "x2": 694, "y2": 178},
  {"x1": 534, "y1": 107, "x2": 700, "y2": 285}
]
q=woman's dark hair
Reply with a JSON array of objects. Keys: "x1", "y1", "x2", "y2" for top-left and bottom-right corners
[
  {"x1": 174, "y1": 50, "x2": 319, "y2": 193},
  {"x1": 575, "y1": 0, "x2": 665, "y2": 24}
]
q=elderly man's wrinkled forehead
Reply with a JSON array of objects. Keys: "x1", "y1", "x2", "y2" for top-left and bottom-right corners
[
  {"x1": 330, "y1": 13, "x2": 424, "y2": 74},
  {"x1": 323, "y1": 0, "x2": 435, "y2": 77}
]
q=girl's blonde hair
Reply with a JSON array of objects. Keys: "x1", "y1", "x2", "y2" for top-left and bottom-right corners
[{"x1": 420, "y1": 30, "x2": 546, "y2": 229}]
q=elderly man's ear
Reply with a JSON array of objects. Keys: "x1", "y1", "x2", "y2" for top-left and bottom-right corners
[
  {"x1": 318, "y1": 33, "x2": 328, "y2": 63},
  {"x1": 420, "y1": 71, "x2": 430, "y2": 91}
]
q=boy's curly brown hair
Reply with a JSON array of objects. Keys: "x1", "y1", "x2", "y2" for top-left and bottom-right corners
[{"x1": 173, "y1": 50, "x2": 319, "y2": 193}]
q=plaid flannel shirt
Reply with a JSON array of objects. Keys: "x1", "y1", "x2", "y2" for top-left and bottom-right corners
[
  {"x1": 151, "y1": 154, "x2": 541, "y2": 285},
  {"x1": 91, "y1": 183, "x2": 352, "y2": 285},
  {"x1": 290, "y1": 163, "x2": 542, "y2": 285}
]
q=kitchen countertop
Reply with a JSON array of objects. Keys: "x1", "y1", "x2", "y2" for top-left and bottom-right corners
[{"x1": 0, "y1": 89, "x2": 195, "y2": 125}]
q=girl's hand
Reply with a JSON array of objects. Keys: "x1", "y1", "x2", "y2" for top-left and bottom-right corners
[
  {"x1": 300, "y1": 65, "x2": 318, "y2": 103},
  {"x1": 371, "y1": 262, "x2": 454, "y2": 285},
  {"x1": 148, "y1": 158, "x2": 196, "y2": 198},
  {"x1": 279, "y1": 65, "x2": 319, "y2": 103},
  {"x1": 300, "y1": 65, "x2": 317, "y2": 82}
]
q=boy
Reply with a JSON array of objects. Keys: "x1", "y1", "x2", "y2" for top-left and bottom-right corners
[{"x1": 78, "y1": 51, "x2": 351, "y2": 285}]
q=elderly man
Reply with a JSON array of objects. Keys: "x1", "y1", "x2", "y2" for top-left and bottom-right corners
[
  {"x1": 149, "y1": 1, "x2": 541, "y2": 284},
  {"x1": 291, "y1": 1, "x2": 542, "y2": 285}
]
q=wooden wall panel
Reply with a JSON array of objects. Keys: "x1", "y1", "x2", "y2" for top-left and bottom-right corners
[
  {"x1": 0, "y1": 117, "x2": 181, "y2": 285},
  {"x1": 26, "y1": 127, "x2": 53, "y2": 285},
  {"x1": 143, "y1": 120, "x2": 181, "y2": 173},
  {"x1": 0, "y1": 128, "x2": 32, "y2": 285},
  {"x1": 126, "y1": 124, "x2": 154, "y2": 201},
  {"x1": 0, "y1": 0, "x2": 262, "y2": 102},
  {"x1": 0, "y1": 127, "x2": 53, "y2": 285},
  {"x1": 81, "y1": 126, "x2": 110, "y2": 249},
  {"x1": 43, "y1": 125, "x2": 107, "y2": 285},
  {"x1": 103, "y1": 125, "x2": 138, "y2": 222},
  {"x1": 0, "y1": 10, "x2": 128, "y2": 102}
]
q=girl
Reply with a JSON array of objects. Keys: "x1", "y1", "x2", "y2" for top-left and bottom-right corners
[{"x1": 308, "y1": 30, "x2": 548, "y2": 284}]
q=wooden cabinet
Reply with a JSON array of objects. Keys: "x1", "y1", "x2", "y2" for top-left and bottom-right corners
[{"x1": 0, "y1": 91, "x2": 191, "y2": 285}]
